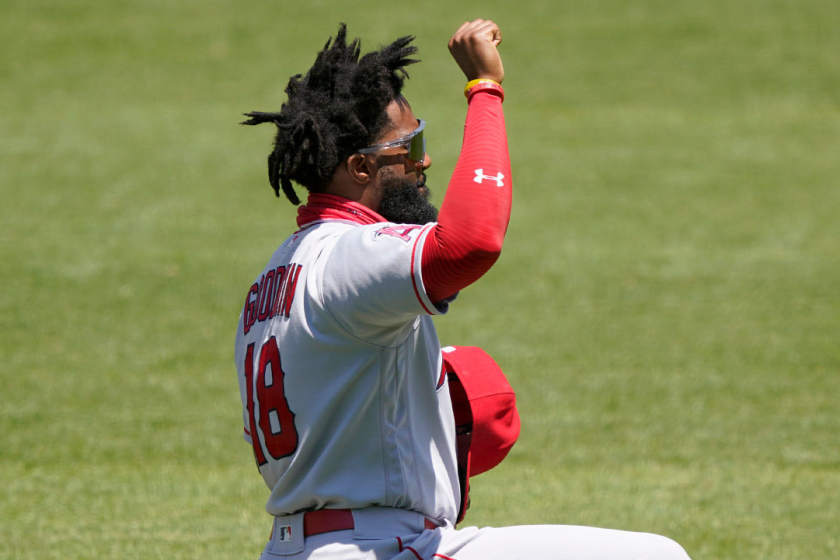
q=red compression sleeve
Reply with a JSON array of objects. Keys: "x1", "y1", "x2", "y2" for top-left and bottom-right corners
[{"x1": 421, "y1": 90, "x2": 512, "y2": 303}]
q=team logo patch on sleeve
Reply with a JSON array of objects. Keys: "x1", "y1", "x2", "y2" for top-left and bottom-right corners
[{"x1": 374, "y1": 224, "x2": 422, "y2": 242}]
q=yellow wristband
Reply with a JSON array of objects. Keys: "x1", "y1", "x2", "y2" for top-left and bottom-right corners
[
  {"x1": 464, "y1": 79, "x2": 501, "y2": 98},
  {"x1": 464, "y1": 80, "x2": 505, "y2": 103}
]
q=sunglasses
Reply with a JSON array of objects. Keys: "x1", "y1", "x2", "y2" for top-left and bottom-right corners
[{"x1": 357, "y1": 119, "x2": 426, "y2": 163}]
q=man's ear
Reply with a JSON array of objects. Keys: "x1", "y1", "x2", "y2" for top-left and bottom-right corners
[{"x1": 346, "y1": 153, "x2": 376, "y2": 185}]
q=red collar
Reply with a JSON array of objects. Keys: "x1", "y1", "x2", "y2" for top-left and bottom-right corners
[{"x1": 296, "y1": 193, "x2": 386, "y2": 228}]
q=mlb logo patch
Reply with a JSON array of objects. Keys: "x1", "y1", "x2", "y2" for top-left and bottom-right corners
[{"x1": 277, "y1": 525, "x2": 293, "y2": 542}]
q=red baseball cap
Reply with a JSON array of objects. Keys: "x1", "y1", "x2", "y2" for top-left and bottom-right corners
[{"x1": 442, "y1": 346, "x2": 520, "y2": 522}]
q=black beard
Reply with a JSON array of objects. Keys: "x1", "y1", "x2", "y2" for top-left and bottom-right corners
[{"x1": 377, "y1": 172, "x2": 439, "y2": 225}]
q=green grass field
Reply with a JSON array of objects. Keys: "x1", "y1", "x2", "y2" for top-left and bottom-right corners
[{"x1": 2, "y1": 1, "x2": 839, "y2": 558}]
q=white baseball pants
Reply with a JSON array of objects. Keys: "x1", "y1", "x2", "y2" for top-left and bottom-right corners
[{"x1": 258, "y1": 508, "x2": 691, "y2": 560}]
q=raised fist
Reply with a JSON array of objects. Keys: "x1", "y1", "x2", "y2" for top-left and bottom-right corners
[{"x1": 448, "y1": 19, "x2": 504, "y2": 84}]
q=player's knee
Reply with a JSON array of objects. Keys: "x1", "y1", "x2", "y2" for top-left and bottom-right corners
[{"x1": 645, "y1": 533, "x2": 691, "y2": 560}]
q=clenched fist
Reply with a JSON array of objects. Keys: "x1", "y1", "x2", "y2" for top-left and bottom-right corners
[{"x1": 448, "y1": 19, "x2": 504, "y2": 84}]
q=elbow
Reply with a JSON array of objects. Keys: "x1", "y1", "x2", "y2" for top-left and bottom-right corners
[
  {"x1": 466, "y1": 239, "x2": 504, "y2": 269},
  {"x1": 479, "y1": 231, "x2": 505, "y2": 259}
]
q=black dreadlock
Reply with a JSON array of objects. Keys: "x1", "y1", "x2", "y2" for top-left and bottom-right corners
[{"x1": 241, "y1": 24, "x2": 419, "y2": 205}]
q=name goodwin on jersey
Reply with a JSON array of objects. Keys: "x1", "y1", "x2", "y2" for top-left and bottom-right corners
[{"x1": 242, "y1": 263, "x2": 303, "y2": 335}]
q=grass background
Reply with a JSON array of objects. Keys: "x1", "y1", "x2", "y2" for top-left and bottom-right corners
[{"x1": 2, "y1": 0, "x2": 838, "y2": 558}]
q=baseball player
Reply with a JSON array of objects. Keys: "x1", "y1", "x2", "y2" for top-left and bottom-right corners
[{"x1": 235, "y1": 20, "x2": 692, "y2": 560}]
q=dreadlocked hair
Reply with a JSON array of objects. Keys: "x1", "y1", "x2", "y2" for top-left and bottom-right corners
[{"x1": 241, "y1": 24, "x2": 419, "y2": 205}]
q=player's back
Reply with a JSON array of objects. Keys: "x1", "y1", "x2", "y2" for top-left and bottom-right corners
[{"x1": 234, "y1": 220, "x2": 460, "y2": 521}]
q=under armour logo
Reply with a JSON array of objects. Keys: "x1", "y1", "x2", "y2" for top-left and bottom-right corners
[{"x1": 474, "y1": 169, "x2": 505, "y2": 187}]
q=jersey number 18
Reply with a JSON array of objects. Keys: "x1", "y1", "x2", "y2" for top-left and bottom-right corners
[{"x1": 244, "y1": 337, "x2": 299, "y2": 466}]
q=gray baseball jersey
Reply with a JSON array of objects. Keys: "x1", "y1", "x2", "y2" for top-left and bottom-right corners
[{"x1": 234, "y1": 217, "x2": 461, "y2": 522}]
